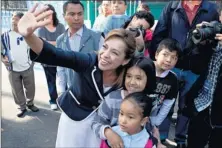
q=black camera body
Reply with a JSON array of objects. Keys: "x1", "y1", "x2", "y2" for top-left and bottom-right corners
[
  {"x1": 128, "y1": 25, "x2": 146, "y2": 38},
  {"x1": 192, "y1": 21, "x2": 222, "y2": 44}
]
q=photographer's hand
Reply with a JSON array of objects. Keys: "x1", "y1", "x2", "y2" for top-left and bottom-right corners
[
  {"x1": 215, "y1": 34, "x2": 222, "y2": 45},
  {"x1": 215, "y1": 33, "x2": 222, "y2": 40}
]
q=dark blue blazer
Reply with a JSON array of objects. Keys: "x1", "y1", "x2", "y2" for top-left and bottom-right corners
[{"x1": 30, "y1": 40, "x2": 115, "y2": 121}]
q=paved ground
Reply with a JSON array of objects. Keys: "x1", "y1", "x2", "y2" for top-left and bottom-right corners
[
  {"x1": 1, "y1": 63, "x2": 177, "y2": 148},
  {"x1": 1, "y1": 63, "x2": 61, "y2": 147}
]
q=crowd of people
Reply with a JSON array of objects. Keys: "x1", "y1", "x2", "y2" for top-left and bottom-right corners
[{"x1": 1, "y1": 0, "x2": 222, "y2": 148}]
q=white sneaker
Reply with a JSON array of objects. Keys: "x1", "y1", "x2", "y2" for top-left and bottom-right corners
[{"x1": 50, "y1": 104, "x2": 58, "y2": 110}]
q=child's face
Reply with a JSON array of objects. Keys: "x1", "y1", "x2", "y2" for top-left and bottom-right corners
[
  {"x1": 118, "y1": 99, "x2": 147, "y2": 135},
  {"x1": 102, "y1": 1, "x2": 111, "y2": 15},
  {"x1": 125, "y1": 66, "x2": 147, "y2": 94},
  {"x1": 111, "y1": 0, "x2": 127, "y2": 15},
  {"x1": 155, "y1": 48, "x2": 178, "y2": 71}
]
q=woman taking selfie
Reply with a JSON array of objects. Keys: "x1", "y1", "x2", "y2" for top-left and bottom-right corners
[{"x1": 17, "y1": 4, "x2": 136, "y2": 147}]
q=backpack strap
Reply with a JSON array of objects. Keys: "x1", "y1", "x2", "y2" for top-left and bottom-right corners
[
  {"x1": 145, "y1": 130, "x2": 158, "y2": 148},
  {"x1": 100, "y1": 140, "x2": 111, "y2": 148},
  {"x1": 145, "y1": 139, "x2": 153, "y2": 148}
]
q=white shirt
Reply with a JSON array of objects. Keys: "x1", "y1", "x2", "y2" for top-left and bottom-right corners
[
  {"x1": 68, "y1": 27, "x2": 104, "y2": 52},
  {"x1": 8, "y1": 31, "x2": 31, "y2": 72},
  {"x1": 68, "y1": 27, "x2": 83, "y2": 52}
]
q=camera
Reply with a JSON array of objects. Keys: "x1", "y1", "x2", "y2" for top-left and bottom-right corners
[
  {"x1": 128, "y1": 25, "x2": 146, "y2": 38},
  {"x1": 192, "y1": 21, "x2": 222, "y2": 44}
]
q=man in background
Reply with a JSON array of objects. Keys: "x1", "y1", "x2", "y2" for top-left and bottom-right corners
[{"x1": 1, "y1": 12, "x2": 39, "y2": 117}]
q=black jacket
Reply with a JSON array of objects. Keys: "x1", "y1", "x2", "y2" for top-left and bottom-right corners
[
  {"x1": 30, "y1": 40, "x2": 116, "y2": 121},
  {"x1": 184, "y1": 45, "x2": 222, "y2": 126}
]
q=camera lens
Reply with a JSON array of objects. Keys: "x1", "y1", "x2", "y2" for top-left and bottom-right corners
[{"x1": 192, "y1": 21, "x2": 222, "y2": 44}]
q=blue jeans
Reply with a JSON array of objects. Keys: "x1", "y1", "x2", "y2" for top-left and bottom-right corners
[
  {"x1": 159, "y1": 117, "x2": 171, "y2": 140},
  {"x1": 43, "y1": 66, "x2": 58, "y2": 104},
  {"x1": 172, "y1": 68, "x2": 199, "y2": 143}
]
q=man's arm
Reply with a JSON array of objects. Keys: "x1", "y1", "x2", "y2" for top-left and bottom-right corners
[
  {"x1": 56, "y1": 66, "x2": 67, "y2": 94},
  {"x1": 1, "y1": 33, "x2": 10, "y2": 66},
  {"x1": 56, "y1": 37, "x2": 67, "y2": 94},
  {"x1": 215, "y1": 33, "x2": 222, "y2": 44},
  {"x1": 150, "y1": 98, "x2": 175, "y2": 126}
]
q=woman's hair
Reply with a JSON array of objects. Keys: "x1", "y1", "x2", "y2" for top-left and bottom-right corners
[
  {"x1": 122, "y1": 11, "x2": 155, "y2": 30},
  {"x1": 105, "y1": 29, "x2": 137, "y2": 88},
  {"x1": 123, "y1": 56, "x2": 156, "y2": 94},
  {"x1": 105, "y1": 28, "x2": 136, "y2": 59},
  {"x1": 45, "y1": 4, "x2": 59, "y2": 27},
  {"x1": 124, "y1": 92, "x2": 153, "y2": 117}
]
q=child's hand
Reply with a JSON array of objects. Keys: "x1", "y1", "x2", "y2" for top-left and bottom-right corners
[{"x1": 105, "y1": 128, "x2": 124, "y2": 148}]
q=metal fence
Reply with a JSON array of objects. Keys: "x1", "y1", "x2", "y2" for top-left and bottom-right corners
[
  {"x1": 4, "y1": 0, "x2": 220, "y2": 32},
  {"x1": 1, "y1": 0, "x2": 140, "y2": 31},
  {"x1": 1, "y1": 1, "x2": 29, "y2": 32}
]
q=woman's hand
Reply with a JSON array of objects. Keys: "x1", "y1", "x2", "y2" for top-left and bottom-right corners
[
  {"x1": 105, "y1": 128, "x2": 124, "y2": 148},
  {"x1": 18, "y1": 3, "x2": 53, "y2": 37}
]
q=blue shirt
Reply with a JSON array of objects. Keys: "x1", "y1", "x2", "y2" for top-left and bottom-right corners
[
  {"x1": 103, "y1": 15, "x2": 129, "y2": 35},
  {"x1": 110, "y1": 125, "x2": 150, "y2": 148}
]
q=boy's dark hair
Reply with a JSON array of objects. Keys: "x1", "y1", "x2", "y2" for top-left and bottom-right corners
[
  {"x1": 13, "y1": 12, "x2": 24, "y2": 19},
  {"x1": 124, "y1": 92, "x2": 153, "y2": 117},
  {"x1": 45, "y1": 4, "x2": 59, "y2": 27},
  {"x1": 63, "y1": 0, "x2": 84, "y2": 14},
  {"x1": 123, "y1": 56, "x2": 156, "y2": 94},
  {"x1": 156, "y1": 38, "x2": 182, "y2": 57},
  {"x1": 122, "y1": 11, "x2": 155, "y2": 29}
]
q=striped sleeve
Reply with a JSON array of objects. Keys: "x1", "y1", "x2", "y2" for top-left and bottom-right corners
[
  {"x1": 91, "y1": 99, "x2": 113, "y2": 140},
  {"x1": 150, "y1": 98, "x2": 175, "y2": 126}
]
